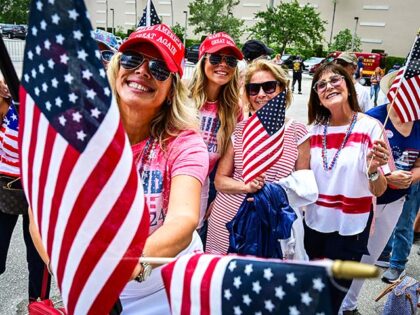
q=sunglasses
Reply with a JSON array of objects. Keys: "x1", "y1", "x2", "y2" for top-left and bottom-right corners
[
  {"x1": 120, "y1": 51, "x2": 171, "y2": 81},
  {"x1": 207, "y1": 53, "x2": 238, "y2": 68},
  {"x1": 245, "y1": 81, "x2": 279, "y2": 96},
  {"x1": 313, "y1": 74, "x2": 344, "y2": 94},
  {"x1": 101, "y1": 50, "x2": 115, "y2": 63}
]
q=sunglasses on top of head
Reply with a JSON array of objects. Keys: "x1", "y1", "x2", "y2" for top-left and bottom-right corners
[
  {"x1": 245, "y1": 81, "x2": 280, "y2": 96},
  {"x1": 120, "y1": 51, "x2": 172, "y2": 81},
  {"x1": 313, "y1": 74, "x2": 344, "y2": 94},
  {"x1": 206, "y1": 53, "x2": 238, "y2": 68}
]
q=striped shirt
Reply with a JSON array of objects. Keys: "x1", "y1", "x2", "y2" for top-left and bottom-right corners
[
  {"x1": 0, "y1": 105, "x2": 20, "y2": 176},
  {"x1": 206, "y1": 119, "x2": 309, "y2": 254},
  {"x1": 305, "y1": 115, "x2": 384, "y2": 235}
]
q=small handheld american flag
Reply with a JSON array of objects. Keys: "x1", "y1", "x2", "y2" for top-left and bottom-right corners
[
  {"x1": 19, "y1": 0, "x2": 149, "y2": 314},
  {"x1": 162, "y1": 253, "x2": 334, "y2": 315},
  {"x1": 242, "y1": 91, "x2": 287, "y2": 184},
  {"x1": 387, "y1": 34, "x2": 420, "y2": 122}
]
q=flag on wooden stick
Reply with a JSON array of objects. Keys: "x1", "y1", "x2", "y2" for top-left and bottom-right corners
[{"x1": 138, "y1": 0, "x2": 161, "y2": 27}]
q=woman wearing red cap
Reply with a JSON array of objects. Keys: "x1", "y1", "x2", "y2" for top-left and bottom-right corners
[
  {"x1": 188, "y1": 32, "x2": 244, "y2": 245},
  {"x1": 107, "y1": 24, "x2": 208, "y2": 314}
]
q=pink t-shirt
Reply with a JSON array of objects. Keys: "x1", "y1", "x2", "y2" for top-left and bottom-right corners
[
  {"x1": 199, "y1": 101, "x2": 243, "y2": 173},
  {"x1": 132, "y1": 130, "x2": 209, "y2": 235}
]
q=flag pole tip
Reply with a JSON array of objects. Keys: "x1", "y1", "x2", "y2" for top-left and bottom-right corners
[{"x1": 332, "y1": 260, "x2": 380, "y2": 279}]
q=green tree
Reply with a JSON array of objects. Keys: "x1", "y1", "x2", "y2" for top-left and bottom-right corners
[
  {"x1": 250, "y1": 0, "x2": 326, "y2": 54},
  {"x1": 328, "y1": 28, "x2": 361, "y2": 52},
  {"x1": 171, "y1": 23, "x2": 185, "y2": 43},
  {"x1": 0, "y1": 0, "x2": 30, "y2": 24},
  {"x1": 188, "y1": 0, "x2": 244, "y2": 42}
]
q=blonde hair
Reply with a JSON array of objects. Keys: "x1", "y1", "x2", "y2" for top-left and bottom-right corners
[
  {"x1": 188, "y1": 56, "x2": 242, "y2": 156},
  {"x1": 107, "y1": 52, "x2": 199, "y2": 148},
  {"x1": 245, "y1": 59, "x2": 293, "y2": 110}
]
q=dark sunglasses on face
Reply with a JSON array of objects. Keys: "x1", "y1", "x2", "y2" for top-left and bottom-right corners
[
  {"x1": 207, "y1": 53, "x2": 238, "y2": 68},
  {"x1": 245, "y1": 81, "x2": 279, "y2": 96},
  {"x1": 120, "y1": 51, "x2": 171, "y2": 81},
  {"x1": 101, "y1": 50, "x2": 116, "y2": 62},
  {"x1": 313, "y1": 74, "x2": 344, "y2": 94}
]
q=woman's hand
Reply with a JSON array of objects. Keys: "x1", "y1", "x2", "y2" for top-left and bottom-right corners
[
  {"x1": 367, "y1": 139, "x2": 389, "y2": 173},
  {"x1": 0, "y1": 80, "x2": 10, "y2": 99},
  {"x1": 386, "y1": 170, "x2": 413, "y2": 189},
  {"x1": 245, "y1": 175, "x2": 265, "y2": 194}
]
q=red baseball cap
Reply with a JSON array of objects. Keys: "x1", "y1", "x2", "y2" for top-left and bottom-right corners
[
  {"x1": 198, "y1": 32, "x2": 243, "y2": 60},
  {"x1": 119, "y1": 24, "x2": 185, "y2": 77}
]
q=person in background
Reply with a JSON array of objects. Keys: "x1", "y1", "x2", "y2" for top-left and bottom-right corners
[
  {"x1": 334, "y1": 52, "x2": 372, "y2": 112},
  {"x1": 93, "y1": 29, "x2": 119, "y2": 68},
  {"x1": 274, "y1": 53, "x2": 282, "y2": 66},
  {"x1": 291, "y1": 55, "x2": 305, "y2": 94},
  {"x1": 241, "y1": 39, "x2": 274, "y2": 63},
  {"x1": 305, "y1": 63, "x2": 389, "y2": 314},
  {"x1": 355, "y1": 56, "x2": 364, "y2": 80},
  {"x1": 188, "y1": 32, "x2": 244, "y2": 246},
  {"x1": 206, "y1": 59, "x2": 310, "y2": 255},
  {"x1": 340, "y1": 68, "x2": 420, "y2": 314},
  {"x1": 370, "y1": 67, "x2": 383, "y2": 106},
  {"x1": 0, "y1": 80, "x2": 51, "y2": 304}
]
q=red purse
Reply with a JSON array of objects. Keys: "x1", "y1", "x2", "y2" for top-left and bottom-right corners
[
  {"x1": 28, "y1": 299, "x2": 67, "y2": 315},
  {"x1": 27, "y1": 265, "x2": 67, "y2": 315}
]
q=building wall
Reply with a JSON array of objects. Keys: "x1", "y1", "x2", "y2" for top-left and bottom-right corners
[{"x1": 85, "y1": 0, "x2": 419, "y2": 57}]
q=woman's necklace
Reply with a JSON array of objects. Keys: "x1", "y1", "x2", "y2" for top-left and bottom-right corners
[
  {"x1": 322, "y1": 112, "x2": 358, "y2": 171},
  {"x1": 136, "y1": 136, "x2": 156, "y2": 180}
]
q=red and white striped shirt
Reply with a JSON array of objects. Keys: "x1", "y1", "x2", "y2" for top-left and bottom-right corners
[
  {"x1": 206, "y1": 119, "x2": 309, "y2": 254},
  {"x1": 305, "y1": 115, "x2": 384, "y2": 235}
]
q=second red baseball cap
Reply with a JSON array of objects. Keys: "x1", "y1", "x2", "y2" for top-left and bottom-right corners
[{"x1": 198, "y1": 32, "x2": 243, "y2": 60}]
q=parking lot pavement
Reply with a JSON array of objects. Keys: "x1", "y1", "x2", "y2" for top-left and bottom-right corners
[{"x1": 0, "y1": 66, "x2": 418, "y2": 315}]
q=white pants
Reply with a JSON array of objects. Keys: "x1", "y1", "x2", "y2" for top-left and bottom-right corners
[{"x1": 340, "y1": 196, "x2": 406, "y2": 312}]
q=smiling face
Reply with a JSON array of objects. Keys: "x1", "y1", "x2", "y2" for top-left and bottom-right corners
[
  {"x1": 116, "y1": 43, "x2": 172, "y2": 114},
  {"x1": 248, "y1": 70, "x2": 282, "y2": 112},
  {"x1": 204, "y1": 48, "x2": 237, "y2": 87},
  {"x1": 316, "y1": 70, "x2": 349, "y2": 113}
]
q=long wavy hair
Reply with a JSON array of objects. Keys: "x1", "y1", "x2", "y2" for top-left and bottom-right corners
[
  {"x1": 188, "y1": 55, "x2": 242, "y2": 156},
  {"x1": 107, "y1": 52, "x2": 199, "y2": 148},
  {"x1": 244, "y1": 59, "x2": 292, "y2": 110},
  {"x1": 308, "y1": 63, "x2": 361, "y2": 125}
]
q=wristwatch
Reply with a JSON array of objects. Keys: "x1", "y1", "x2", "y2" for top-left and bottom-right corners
[
  {"x1": 134, "y1": 260, "x2": 152, "y2": 283},
  {"x1": 368, "y1": 171, "x2": 379, "y2": 182}
]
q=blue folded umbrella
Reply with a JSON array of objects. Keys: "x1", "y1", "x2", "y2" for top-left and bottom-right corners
[{"x1": 226, "y1": 182, "x2": 297, "y2": 258}]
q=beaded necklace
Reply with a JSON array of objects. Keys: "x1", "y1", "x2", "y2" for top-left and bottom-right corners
[
  {"x1": 136, "y1": 136, "x2": 157, "y2": 180},
  {"x1": 322, "y1": 112, "x2": 358, "y2": 171}
]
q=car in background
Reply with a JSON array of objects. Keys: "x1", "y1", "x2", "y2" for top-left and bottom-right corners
[
  {"x1": 1, "y1": 24, "x2": 26, "y2": 39},
  {"x1": 185, "y1": 44, "x2": 200, "y2": 64},
  {"x1": 303, "y1": 57, "x2": 324, "y2": 74},
  {"x1": 279, "y1": 54, "x2": 297, "y2": 69}
]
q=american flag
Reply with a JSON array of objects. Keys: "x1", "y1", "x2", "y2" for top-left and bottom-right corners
[
  {"x1": 0, "y1": 104, "x2": 20, "y2": 176},
  {"x1": 161, "y1": 254, "x2": 334, "y2": 315},
  {"x1": 387, "y1": 35, "x2": 420, "y2": 122},
  {"x1": 242, "y1": 91, "x2": 286, "y2": 184},
  {"x1": 138, "y1": 0, "x2": 161, "y2": 27},
  {"x1": 19, "y1": 0, "x2": 149, "y2": 314}
]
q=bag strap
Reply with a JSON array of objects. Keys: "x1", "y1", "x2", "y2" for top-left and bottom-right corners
[
  {"x1": 375, "y1": 279, "x2": 401, "y2": 302},
  {"x1": 40, "y1": 264, "x2": 50, "y2": 300}
]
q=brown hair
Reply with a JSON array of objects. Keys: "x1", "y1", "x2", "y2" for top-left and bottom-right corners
[{"x1": 308, "y1": 63, "x2": 361, "y2": 125}]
